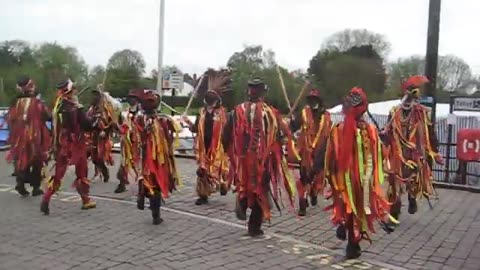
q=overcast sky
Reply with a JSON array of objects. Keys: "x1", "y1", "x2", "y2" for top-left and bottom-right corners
[{"x1": 1, "y1": 0, "x2": 479, "y2": 75}]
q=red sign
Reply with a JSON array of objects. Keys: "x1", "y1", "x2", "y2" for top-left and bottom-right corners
[{"x1": 457, "y1": 129, "x2": 480, "y2": 161}]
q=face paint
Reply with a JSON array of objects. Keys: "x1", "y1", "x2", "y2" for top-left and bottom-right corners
[{"x1": 127, "y1": 97, "x2": 138, "y2": 107}]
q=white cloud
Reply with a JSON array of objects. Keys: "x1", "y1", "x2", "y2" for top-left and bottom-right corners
[{"x1": 1, "y1": 0, "x2": 479, "y2": 75}]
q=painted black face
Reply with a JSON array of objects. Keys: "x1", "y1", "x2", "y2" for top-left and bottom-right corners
[
  {"x1": 127, "y1": 96, "x2": 138, "y2": 106},
  {"x1": 307, "y1": 96, "x2": 322, "y2": 109},
  {"x1": 91, "y1": 92, "x2": 101, "y2": 105},
  {"x1": 204, "y1": 93, "x2": 218, "y2": 106}
]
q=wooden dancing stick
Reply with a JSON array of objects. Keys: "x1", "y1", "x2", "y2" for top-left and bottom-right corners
[
  {"x1": 276, "y1": 65, "x2": 292, "y2": 111},
  {"x1": 182, "y1": 75, "x2": 206, "y2": 117},
  {"x1": 286, "y1": 80, "x2": 310, "y2": 119}
]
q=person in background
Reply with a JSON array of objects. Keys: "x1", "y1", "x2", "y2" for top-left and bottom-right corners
[
  {"x1": 86, "y1": 85, "x2": 115, "y2": 183},
  {"x1": 115, "y1": 89, "x2": 143, "y2": 193},
  {"x1": 290, "y1": 89, "x2": 332, "y2": 216},
  {"x1": 6, "y1": 76, "x2": 51, "y2": 197}
]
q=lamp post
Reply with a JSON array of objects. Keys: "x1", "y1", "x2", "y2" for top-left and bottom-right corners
[
  {"x1": 424, "y1": 0, "x2": 442, "y2": 126},
  {"x1": 156, "y1": 0, "x2": 166, "y2": 97}
]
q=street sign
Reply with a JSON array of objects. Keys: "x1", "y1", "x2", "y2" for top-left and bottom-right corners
[
  {"x1": 162, "y1": 68, "x2": 184, "y2": 90},
  {"x1": 453, "y1": 97, "x2": 480, "y2": 112}
]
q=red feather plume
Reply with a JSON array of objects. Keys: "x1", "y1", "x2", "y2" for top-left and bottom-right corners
[{"x1": 402, "y1": 75, "x2": 429, "y2": 91}]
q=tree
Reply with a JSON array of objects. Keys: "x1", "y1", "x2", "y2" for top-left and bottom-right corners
[
  {"x1": 322, "y1": 29, "x2": 392, "y2": 58},
  {"x1": 437, "y1": 55, "x2": 473, "y2": 92},
  {"x1": 105, "y1": 49, "x2": 146, "y2": 97},
  {"x1": 88, "y1": 65, "x2": 106, "y2": 85},
  {"x1": 226, "y1": 45, "x2": 302, "y2": 112},
  {"x1": 388, "y1": 55, "x2": 475, "y2": 101},
  {"x1": 308, "y1": 45, "x2": 387, "y2": 107}
]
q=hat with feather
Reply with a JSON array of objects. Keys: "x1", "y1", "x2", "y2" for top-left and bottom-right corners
[
  {"x1": 401, "y1": 75, "x2": 429, "y2": 99},
  {"x1": 195, "y1": 68, "x2": 232, "y2": 106}
]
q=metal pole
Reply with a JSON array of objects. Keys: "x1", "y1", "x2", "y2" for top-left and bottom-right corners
[
  {"x1": 156, "y1": 0, "x2": 165, "y2": 97},
  {"x1": 424, "y1": 0, "x2": 442, "y2": 126}
]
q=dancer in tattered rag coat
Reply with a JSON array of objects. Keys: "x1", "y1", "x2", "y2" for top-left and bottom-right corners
[
  {"x1": 324, "y1": 87, "x2": 396, "y2": 259},
  {"x1": 382, "y1": 75, "x2": 443, "y2": 223},
  {"x1": 290, "y1": 88, "x2": 332, "y2": 216},
  {"x1": 223, "y1": 77, "x2": 297, "y2": 237},
  {"x1": 136, "y1": 90, "x2": 181, "y2": 225},
  {"x1": 41, "y1": 79, "x2": 96, "y2": 215},
  {"x1": 183, "y1": 69, "x2": 231, "y2": 205},
  {"x1": 6, "y1": 76, "x2": 51, "y2": 197}
]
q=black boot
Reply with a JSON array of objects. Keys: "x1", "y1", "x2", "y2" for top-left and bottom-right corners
[
  {"x1": 390, "y1": 198, "x2": 402, "y2": 220},
  {"x1": 15, "y1": 173, "x2": 29, "y2": 197},
  {"x1": 298, "y1": 198, "x2": 307, "y2": 216},
  {"x1": 310, "y1": 194, "x2": 318, "y2": 206},
  {"x1": 137, "y1": 180, "x2": 145, "y2": 210},
  {"x1": 219, "y1": 183, "x2": 228, "y2": 196},
  {"x1": 114, "y1": 183, "x2": 126, "y2": 194},
  {"x1": 336, "y1": 224, "x2": 347, "y2": 240},
  {"x1": 150, "y1": 192, "x2": 163, "y2": 225},
  {"x1": 248, "y1": 201, "x2": 264, "y2": 237},
  {"x1": 346, "y1": 242, "x2": 361, "y2": 259},
  {"x1": 408, "y1": 195, "x2": 418, "y2": 214},
  {"x1": 40, "y1": 201, "x2": 50, "y2": 215},
  {"x1": 235, "y1": 197, "x2": 247, "y2": 221},
  {"x1": 31, "y1": 186, "x2": 44, "y2": 196},
  {"x1": 195, "y1": 196, "x2": 208, "y2": 205},
  {"x1": 101, "y1": 164, "x2": 110, "y2": 183}
]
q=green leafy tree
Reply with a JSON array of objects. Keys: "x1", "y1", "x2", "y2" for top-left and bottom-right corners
[
  {"x1": 105, "y1": 49, "x2": 146, "y2": 97},
  {"x1": 309, "y1": 44, "x2": 387, "y2": 107},
  {"x1": 226, "y1": 45, "x2": 302, "y2": 112}
]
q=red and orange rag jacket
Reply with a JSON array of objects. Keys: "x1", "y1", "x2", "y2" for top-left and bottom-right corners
[
  {"x1": 296, "y1": 107, "x2": 332, "y2": 176},
  {"x1": 86, "y1": 101, "x2": 114, "y2": 165},
  {"x1": 325, "y1": 121, "x2": 396, "y2": 242},
  {"x1": 139, "y1": 113, "x2": 181, "y2": 198},
  {"x1": 118, "y1": 108, "x2": 142, "y2": 173},
  {"x1": 6, "y1": 95, "x2": 51, "y2": 170},
  {"x1": 384, "y1": 104, "x2": 440, "y2": 198},
  {"x1": 191, "y1": 107, "x2": 229, "y2": 182},
  {"x1": 223, "y1": 101, "x2": 297, "y2": 221},
  {"x1": 51, "y1": 95, "x2": 92, "y2": 162}
]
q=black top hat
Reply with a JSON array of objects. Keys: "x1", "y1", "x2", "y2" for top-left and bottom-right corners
[
  {"x1": 17, "y1": 76, "x2": 31, "y2": 87},
  {"x1": 56, "y1": 79, "x2": 70, "y2": 89},
  {"x1": 247, "y1": 77, "x2": 265, "y2": 87}
]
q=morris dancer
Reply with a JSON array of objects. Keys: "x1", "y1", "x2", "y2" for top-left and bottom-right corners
[
  {"x1": 223, "y1": 77, "x2": 297, "y2": 237},
  {"x1": 324, "y1": 87, "x2": 395, "y2": 259},
  {"x1": 115, "y1": 89, "x2": 143, "y2": 193},
  {"x1": 382, "y1": 75, "x2": 442, "y2": 221},
  {"x1": 136, "y1": 90, "x2": 180, "y2": 224},
  {"x1": 41, "y1": 79, "x2": 96, "y2": 215},
  {"x1": 290, "y1": 89, "x2": 332, "y2": 216},
  {"x1": 87, "y1": 85, "x2": 115, "y2": 183},
  {"x1": 6, "y1": 76, "x2": 51, "y2": 197},
  {"x1": 183, "y1": 69, "x2": 230, "y2": 205}
]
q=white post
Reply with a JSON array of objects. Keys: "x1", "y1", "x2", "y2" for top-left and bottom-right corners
[{"x1": 156, "y1": 0, "x2": 165, "y2": 97}]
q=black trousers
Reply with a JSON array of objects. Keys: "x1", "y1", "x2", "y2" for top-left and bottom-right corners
[{"x1": 16, "y1": 160, "x2": 42, "y2": 188}]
